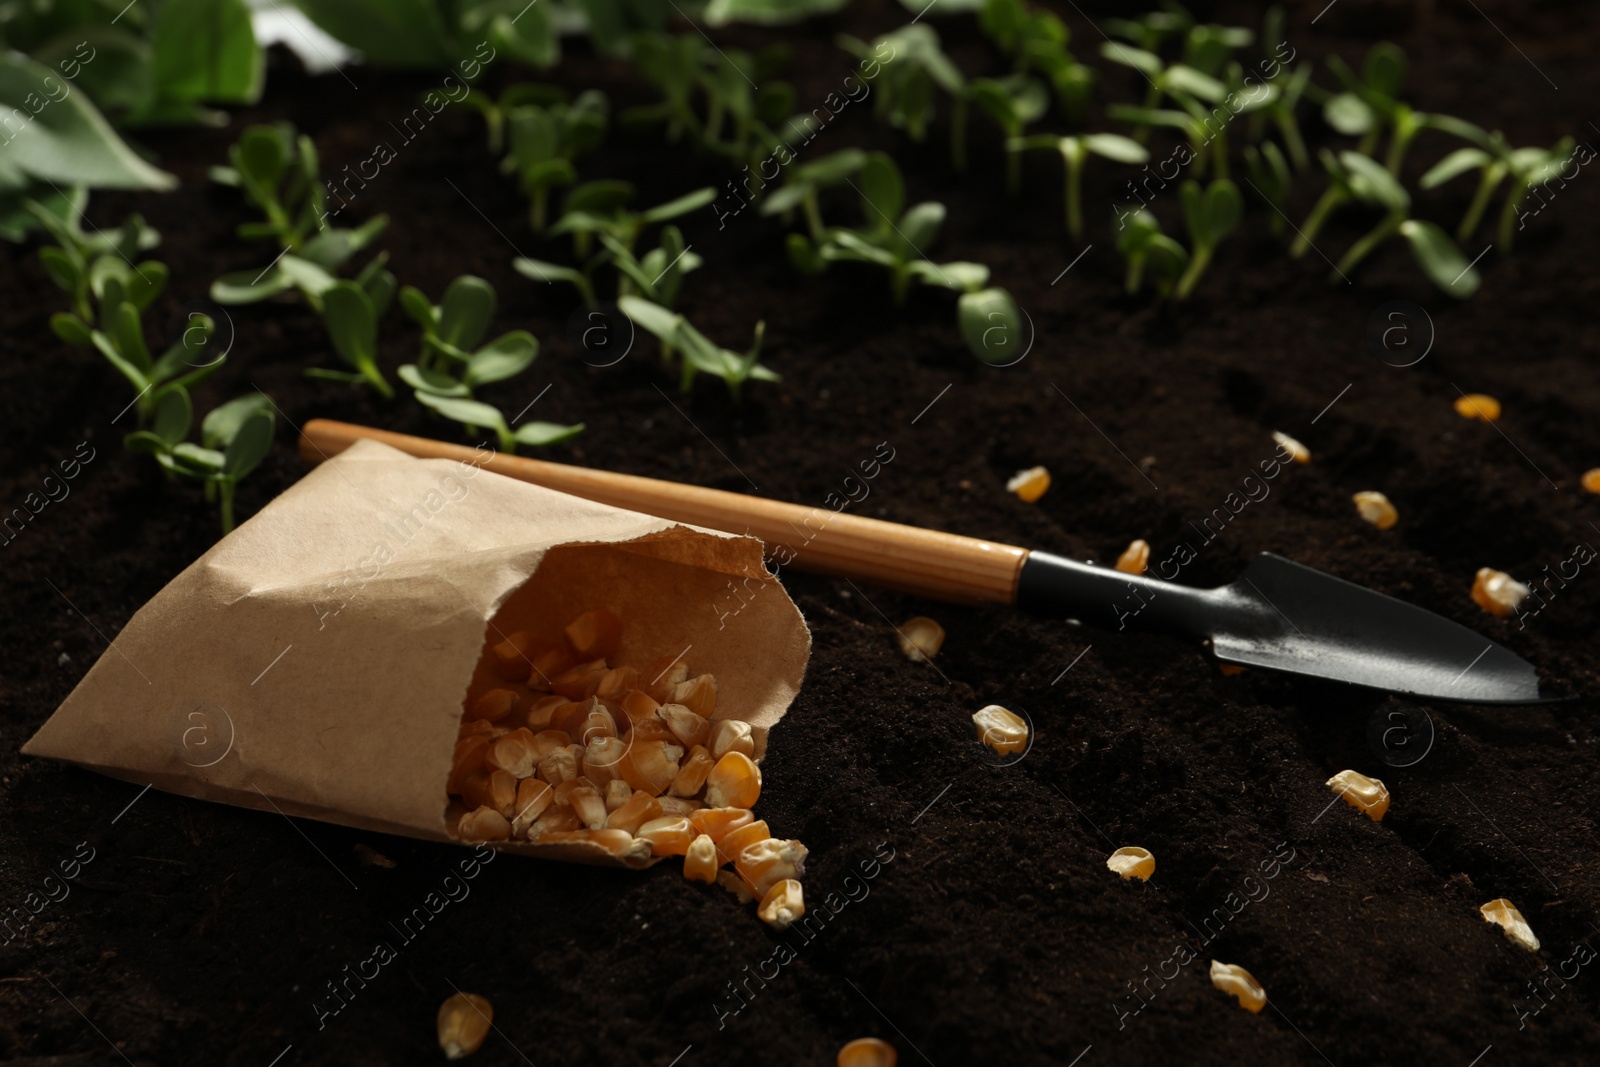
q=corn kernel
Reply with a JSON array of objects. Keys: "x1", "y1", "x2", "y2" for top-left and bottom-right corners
[
  {"x1": 1472, "y1": 567, "x2": 1529, "y2": 617},
  {"x1": 457, "y1": 718, "x2": 500, "y2": 740},
  {"x1": 490, "y1": 631, "x2": 535, "y2": 681},
  {"x1": 595, "y1": 665, "x2": 639, "y2": 700},
  {"x1": 448, "y1": 735, "x2": 492, "y2": 795},
  {"x1": 583, "y1": 736, "x2": 627, "y2": 786},
  {"x1": 529, "y1": 730, "x2": 572, "y2": 758},
  {"x1": 467, "y1": 688, "x2": 516, "y2": 722},
  {"x1": 1210, "y1": 960, "x2": 1266, "y2": 1012},
  {"x1": 689, "y1": 806, "x2": 754, "y2": 842},
  {"x1": 524, "y1": 694, "x2": 565, "y2": 730},
  {"x1": 1352, "y1": 491, "x2": 1398, "y2": 529},
  {"x1": 671, "y1": 745, "x2": 715, "y2": 797},
  {"x1": 1582, "y1": 468, "x2": 1600, "y2": 494},
  {"x1": 457, "y1": 806, "x2": 511, "y2": 842},
  {"x1": 607, "y1": 791, "x2": 664, "y2": 835},
  {"x1": 1006, "y1": 465, "x2": 1050, "y2": 502},
  {"x1": 638, "y1": 815, "x2": 696, "y2": 856},
  {"x1": 605, "y1": 779, "x2": 633, "y2": 812},
  {"x1": 437, "y1": 992, "x2": 492, "y2": 1060},
  {"x1": 717, "y1": 869, "x2": 755, "y2": 903},
  {"x1": 1106, "y1": 846, "x2": 1156, "y2": 880},
  {"x1": 658, "y1": 703, "x2": 710, "y2": 748},
  {"x1": 758, "y1": 878, "x2": 805, "y2": 930},
  {"x1": 486, "y1": 728, "x2": 540, "y2": 778},
  {"x1": 673, "y1": 674, "x2": 719, "y2": 717},
  {"x1": 684, "y1": 833, "x2": 719, "y2": 883},
  {"x1": 658, "y1": 796, "x2": 702, "y2": 816},
  {"x1": 1218, "y1": 663, "x2": 1246, "y2": 676},
  {"x1": 838, "y1": 1038, "x2": 897, "y2": 1067},
  {"x1": 528, "y1": 806, "x2": 580, "y2": 839},
  {"x1": 705, "y1": 751, "x2": 762, "y2": 809},
  {"x1": 551, "y1": 658, "x2": 609, "y2": 700},
  {"x1": 486, "y1": 770, "x2": 518, "y2": 818},
  {"x1": 895, "y1": 616, "x2": 945, "y2": 662},
  {"x1": 736, "y1": 838, "x2": 808, "y2": 897},
  {"x1": 1480, "y1": 898, "x2": 1540, "y2": 951},
  {"x1": 709, "y1": 718, "x2": 756, "y2": 759},
  {"x1": 525, "y1": 643, "x2": 574, "y2": 690},
  {"x1": 620, "y1": 740, "x2": 684, "y2": 795},
  {"x1": 643, "y1": 655, "x2": 690, "y2": 704},
  {"x1": 564, "y1": 608, "x2": 622, "y2": 660},
  {"x1": 1325, "y1": 769, "x2": 1389, "y2": 821},
  {"x1": 1271, "y1": 430, "x2": 1310, "y2": 464},
  {"x1": 619, "y1": 689, "x2": 661, "y2": 724},
  {"x1": 973, "y1": 705, "x2": 1028, "y2": 755},
  {"x1": 541, "y1": 828, "x2": 652, "y2": 864},
  {"x1": 716, "y1": 819, "x2": 771, "y2": 866},
  {"x1": 457, "y1": 770, "x2": 491, "y2": 811},
  {"x1": 1115, "y1": 539, "x2": 1150, "y2": 574},
  {"x1": 537, "y1": 744, "x2": 579, "y2": 786},
  {"x1": 511, "y1": 779, "x2": 552, "y2": 838},
  {"x1": 576, "y1": 703, "x2": 619, "y2": 744},
  {"x1": 1455, "y1": 393, "x2": 1501, "y2": 422},
  {"x1": 556, "y1": 780, "x2": 607, "y2": 830}
]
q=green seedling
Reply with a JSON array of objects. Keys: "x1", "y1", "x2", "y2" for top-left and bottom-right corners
[
  {"x1": 968, "y1": 74, "x2": 1049, "y2": 194},
  {"x1": 698, "y1": 45, "x2": 795, "y2": 163},
  {"x1": 1249, "y1": 6, "x2": 1310, "y2": 171},
  {"x1": 1104, "y1": 7, "x2": 1193, "y2": 52},
  {"x1": 210, "y1": 122, "x2": 325, "y2": 250},
  {"x1": 461, "y1": 83, "x2": 568, "y2": 154},
  {"x1": 1242, "y1": 141, "x2": 1292, "y2": 236},
  {"x1": 126, "y1": 391, "x2": 276, "y2": 534},
  {"x1": 309, "y1": 280, "x2": 393, "y2": 397},
  {"x1": 1420, "y1": 123, "x2": 1577, "y2": 250},
  {"x1": 1015, "y1": 133, "x2": 1148, "y2": 238},
  {"x1": 619, "y1": 295, "x2": 777, "y2": 400},
  {"x1": 814, "y1": 152, "x2": 949, "y2": 305},
  {"x1": 397, "y1": 279, "x2": 543, "y2": 431},
  {"x1": 1115, "y1": 206, "x2": 1190, "y2": 297},
  {"x1": 501, "y1": 90, "x2": 609, "y2": 229},
  {"x1": 1180, "y1": 20, "x2": 1253, "y2": 77},
  {"x1": 210, "y1": 216, "x2": 393, "y2": 311},
  {"x1": 548, "y1": 180, "x2": 716, "y2": 259},
  {"x1": 1319, "y1": 42, "x2": 1414, "y2": 166},
  {"x1": 955, "y1": 284, "x2": 1025, "y2": 365},
  {"x1": 760, "y1": 149, "x2": 868, "y2": 242},
  {"x1": 979, "y1": 0, "x2": 1095, "y2": 122},
  {"x1": 51, "y1": 295, "x2": 223, "y2": 427},
  {"x1": 398, "y1": 274, "x2": 500, "y2": 370},
  {"x1": 1173, "y1": 177, "x2": 1242, "y2": 299},
  {"x1": 625, "y1": 31, "x2": 707, "y2": 143},
  {"x1": 409, "y1": 380, "x2": 580, "y2": 455},
  {"x1": 25, "y1": 200, "x2": 164, "y2": 320},
  {"x1": 839, "y1": 24, "x2": 966, "y2": 159},
  {"x1": 600, "y1": 226, "x2": 702, "y2": 306},
  {"x1": 513, "y1": 255, "x2": 600, "y2": 307}
]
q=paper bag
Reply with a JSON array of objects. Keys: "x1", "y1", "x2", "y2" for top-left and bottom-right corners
[{"x1": 22, "y1": 440, "x2": 811, "y2": 866}]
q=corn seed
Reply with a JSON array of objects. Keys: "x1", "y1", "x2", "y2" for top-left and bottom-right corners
[
  {"x1": 607, "y1": 791, "x2": 664, "y2": 835},
  {"x1": 1352, "y1": 490, "x2": 1398, "y2": 529},
  {"x1": 895, "y1": 616, "x2": 945, "y2": 662},
  {"x1": 705, "y1": 751, "x2": 762, "y2": 809},
  {"x1": 1106, "y1": 846, "x2": 1156, "y2": 880},
  {"x1": 490, "y1": 632, "x2": 535, "y2": 681},
  {"x1": 537, "y1": 744, "x2": 579, "y2": 785},
  {"x1": 528, "y1": 806, "x2": 580, "y2": 839},
  {"x1": 716, "y1": 869, "x2": 755, "y2": 903},
  {"x1": 670, "y1": 745, "x2": 715, "y2": 797},
  {"x1": 564, "y1": 609, "x2": 623, "y2": 660},
  {"x1": 716, "y1": 819, "x2": 770, "y2": 866},
  {"x1": 1480, "y1": 898, "x2": 1540, "y2": 951},
  {"x1": 1472, "y1": 567, "x2": 1529, "y2": 617},
  {"x1": 1209, "y1": 960, "x2": 1266, "y2": 1012},
  {"x1": 838, "y1": 1038, "x2": 897, "y2": 1067},
  {"x1": 467, "y1": 688, "x2": 516, "y2": 722},
  {"x1": 1582, "y1": 468, "x2": 1600, "y2": 494},
  {"x1": 673, "y1": 674, "x2": 718, "y2": 717},
  {"x1": 1455, "y1": 393, "x2": 1501, "y2": 422},
  {"x1": 1325, "y1": 769, "x2": 1390, "y2": 821},
  {"x1": 437, "y1": 992, "x2": 492, "y2": 1060},
  {"x1": 1115, "y1": 540, "x2": 1150, "y2": 574},
  {"x1": 688, "y1": 806, "x2": 754, "y2": 842},
  {"x1": 1272, "y1": 431, "x2": 1310, "y2": 464},
  {"x1": 605, "y1": 779, "x2": 633, "y2": 812},
  {"x1": 596, "y1": 665, "x2": 638, "y2": 700},
  {"x1": 583, "y1": 737, "x2": 627, "y2": 786},
  {"x1": 1006, "y1": 465, "x2": 1050, "y2": 502},
  {"x1": 551, "y1": 658, "x2": 609, "y2": 700},
  {"x1": 643, "y1": 655, "x2": 690, "y2": 704},
  {"x1": 736, "y1": 838, "x2": 808, "y2": 897},
  {"x1": 620, "y1": 740, "x2": 684, "y2": 795},
  {"x1": 486, "y1": 770, "x2": 518, "y2": 818},
  {"x1": 758, "y1": 878, "x2": 805, "y2": 930},
  {"x1": 457, "y1": 806, "x2": 511, "y2": 842},
  {"x1": 511, "y1": 779, "x2": 552, "y2": 838},
  {"x1": 486, "y1": 728, "x2": 541, "y2": 778},
  {"x1": 556, "y1": 779, "x2": 607, "y2": 830},
  {"x1": 709, "y1": 718, "x2": 755, "y2": 759},
  {"x1": 659, "y1": 703, "x2": 710, "y2": 748},
  {"x1": 524, "y1": 694, "x2": 565, "y2": 730},
  {"x1": 684, "y1": 833, "x2": 719, "y2": 883},
  {"x1": 973, "y1": 705, "x2": 1028, "y2": 755},
  {"x1": 620, "y1": 689, "x2": 661, "y2": 723},
  {"x1": 638, "y1": 815, "x2": 696, "y2": 856},
  {"x1": 525, "y1": 642, "x2": 574, "y2": 690}
]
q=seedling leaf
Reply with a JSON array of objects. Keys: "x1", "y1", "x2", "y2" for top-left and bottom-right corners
[
  {"x1": 466, "y1": 331, "x2": 539, "y2": 387},
  {"x1": 222, "y1": 408, "x2": 274, "y2": 480},
  {"x1": 1400, "y1": 219, "x2": 1479, "y2": 298}
]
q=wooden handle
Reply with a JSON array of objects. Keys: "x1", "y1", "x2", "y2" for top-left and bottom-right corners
[{"x1": 299, "y1": 419, "x2": 1028, "y2": 606}]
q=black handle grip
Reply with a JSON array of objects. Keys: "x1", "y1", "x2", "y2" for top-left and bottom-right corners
[{"x1": 1015, "y1": 550, "x2": 1234, "y2": 638}]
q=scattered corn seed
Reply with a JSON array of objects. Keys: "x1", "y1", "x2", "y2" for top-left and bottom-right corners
[
  {"x1": 1209, "y1": 960, "x2": 1266, "y2": 1012},
  {"x1": 673, "y1": 674, "x2": 719, "y2": 717},
  {"x1": 736, "y1": 838, "x2": 809, "y2": 898},
  {"x1": 659, "y1": 703, "x2": 710, "y2": 748},
  {"x1": 705, "y1": 751, "x2": 762, "y2": 809},
  {"x1": 620, "y1": 739, "x2": 684, "y2": 795},
  {"x1": 486, "y1": 770, "x2": 518, "y2": 818},
  {"x1": 972, "y1": 705, "x2": 1028, "y2": 755},
  {"x1": 468, "y1": 688, "x2": 516, "y2": 722},
  {"x1": 1106, "y1": 846, "x2": 1156, "y2": 881},
  {"x1": 605, "y1": 779, "x2": 633, "y2": 812},
  {"x1": 709, "y1": 718, "x2": 755, "y2": 759},
  {"x1": 644, "y1": 655, "x2": 690, "y2": 704},
  {"x1": 595, "y1": 665, "x2": 638, "y2": 700},
  {"x1": 620, "y1": 689, "x2": 661, "y2": 723},
  {"x1": 639, "y1": 815, "x2": 696, "y2": 856},
  {"x1": 838, "y1": 1037, "x2": 897, "y2": 1067},
  {"x1": 1581, "y1": 468, "x2": 1600, "y2": 494},
  {"x1": 689, "y1": 806, "x2": 755, "y2": 842},
  {"x1": 716, "y1": 869, "x2": 755, "y2": 903},
  {"x1": 458, "y1": 806, "x2": 511, "y2": 842},
  {"x1": 458, "y1": 771, "x2": 491, "y2": 811},
  {"x1": 1006, "y1": 465, "x2": 1051, "y2": 502},
  {"x1": 556, "y1": 780, "x2": 607, "y2": 830},
  {"x1": 448, "y1": 735, "x2": 492, "y2": 795},
  {"x1": 437, "y1": 992, "x2": 492, "y2": 1060},
  {"x1": 549, "y1": 827, "x2": 652, "y2": 864},
  {"x1": 583, "y1": 736, "x2": 627, "y2": 785},
  {"x1": 607, "y1": 791, "x2": 665, "y2": 835},
  {"x1": 894, "y1": 616, "x2": 946, "y2": 662},
  {"x1": 529, "y1": 730, "x2": 571, "y2": 758},
  {"x1": 670, "y1": 745, "x2": 715, "y2": 797},
  {"x1": 1325, "y1": 769, "x2": 1390, "y2": 822},
  {"x1": 716, "y1": 819, "x2": 771, "y2": 866},
  {"x1": 564, "y1": 608, "x2": 622, "y2": 660},
  {"x1": 490, "y1": 632, "x2": 535, "y2": 681},
  {"x1": 1272, "y1": 431, "x2": 1311, "y2": 464},
  {"x1": 1472, "y1": 567, "x2": 1529, "y2": 617},
  {"x1": 758, "y1": 878, "x2": 806, "y2": 930},
  {"x1": 511, "y1": 779, "x2": 552, "y2": 837},
  {"x1": 1455, "y1": 393, "x2": 1501, "y2": 422},
  {"x1": 1115, "y1": 539, "x2": 1150, "y2": 574},
  {"x1": 487, "y1": 728, "x2": 540, "y2": 778},
  {"x1": 684, "y1": 833, "x2": 719, "y2": 883},
  {"x1": 631, "y1": 715, "x2": 675, "y2": 745},
  {"x1": 1480, "y1": 898, "x2": 1540, "y2": 951},
  {"x1": 537, "y1": 744, "x2": 579, "y2": 785},
  {"x1": 1352, "y1": 491, "x2": 1398, "y2": 530}
]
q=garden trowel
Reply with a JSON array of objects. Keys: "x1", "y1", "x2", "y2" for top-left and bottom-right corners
[{"x1": 300, "y1": 419, "x2": 1561, "y2": 705}]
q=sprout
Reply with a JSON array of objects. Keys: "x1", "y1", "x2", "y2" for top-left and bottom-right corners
[
  {"x1": 500, "y1": 90, "x2": 609, "y2": 230},
  {"x1": 1320, "y1": 42, "x2": 1407, "y2": 159},
  {"x1": 979, "y1": 0, "x2": 1095, "y2": 122},
  {"x1": 53, "y1": 296, "x2": 224, "y2": 427},
  {"x1": 619, "y1": 295, "x2": 778, "y2": 400},
  {"x1": 1115, "y1": 206, "x2": 1189, "y2": 297},
  {"x1": 759, "y1": 149, "x2": 867, "y2": 243},
  {"x1": 956, "y1": 287, "x2": 1024, "y2": 364},
  {"x1": 126, "y1": 392, "x2": 276, "y2": 534},
  {"x1": 1320, "y1": 152, "x2": 1480, "y2": 297},
  {"x1": 816, "y1": 151, "x2": 949, "y2": 305},
  {"x1": 839, "y1": 24, "x2": 966, "y2": 161},
  {"x1": 1242, "y1": 141, "x2": 1292, "y2": 237},
  {"x1": 1174, "y1": 177, "x2": 1242, "y2": 299},
  {"x1": 601, "y1": 226, "x2": 702, "y2": 306},
  {"x1": 1104, "y1": 9, "x2": 1193, "y2": 52},
  {"x1": 459, "y1": 82, "x2": 568, "y2": 155},
  {"x1": 968, "y1": 74, "x2": 1049, "y2": 194},
  {"x1": 1016, "y1": 133, "x2": 1148, "y2": 238},
  {"x1": 414, "y1": 394, "x2": 584, "y2": 456},
  {"x1": 624, "y1": 31, "x2": 706, "y2": 143},
  {"x1": 24, "y1": 201, "x2": 162, "y2": 320},
  {"x1": 309, "y1": 281, "x2": 393, "y2": 397},
  {"x1": 547, "y1": 180, "x2": 716, "y2": 259}
]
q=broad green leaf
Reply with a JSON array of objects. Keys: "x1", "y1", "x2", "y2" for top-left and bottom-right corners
[
  {"x1": 466, "y1": 331, "x2": 538, "y2": 387},
  {"x1": 291, "y1": 0, "x2": 455, "y2": 67},
  {"x1": 1098, "y1": 41, "x2": 1162, "y2": 75},
  {"x1": 910, "y1": 260, "x2": 989, "y2": 291},
  {"x1": 1204, "y1": 180, "x2": 1243, "y2": 242},
  {"x1": 1420, "y1": 147, "x2": 1491, "y2": 189},
  {"x1": 51, "y1": 312, "x2": 93, "y2": 345},
  {"x1": 398, "y1": 285, "x2": 437, "y2": 331},
  {"x1": 1363, "y1": 41, "x2": 1405, "y2": 101},
  {"x1": 1340, "y1": 151, "x2": 1409, "y2": 211},
  {"x1": 0, "y1": 53, "x2": 176, "y2": 189},
  {"x1": 439, "y1": 275, "x2": 497, "y2": 352},
  {"x1": 211, "y1": 266, "x2": 294, "y2": 304},
  {"x1": 1163, "y1": 64, "x2": 1225, "y2": 102},
  {"x1": 898, "y1": 202, "x2": 946, "y2": 252},
  {"x1": 416, "y1": 392, "x2": 508, "y2": 432},
  {"x1": 565, "y1": 179, "x2": 634, "y2": 214},
  {"x1": 858, "y1": 152, "x2": 904, "y2": 227},
  {"x1": 513, "y1": 257, "x2": 587, "y2": 286},
  {"x1": 323, "y1": 281, "x2": 377, "y2": 368},
  {"x1": 301, "y1": 214, "x2": 389, "y2": 269},
  {"x1": 759, "y1": 183, "x2": 811, "y2": 216},
  {"x1": 958, "y1": 288, "x2": 1023, "y2": 364},
  {"x1": 1324, "y1": 92, "x2": 1374, "y2": 135},
  {"x1": 705, "y1": 0, "x2": 849, "y2": 26},
  {"x1": 1083, "y1": 133, "x2": 1149, "y2": 164},
  {"x1": 1400, "y1": 219, "x2": 1478, "y2": 298},
  {"x1": 172, "y1": 442, "x2": 225, "y2": 474},
  {"x1": 123, "y1": 260, "x2": 169, "y2": 311},
  {"x1": 202, "y1": 393, "x2": 274, "y2": 449},
  {"x1": 124, "y1": 430, "x2": 173, "y2": 457},
  {"x1": 222, "y1": 409, "x2": 274, "y2": 480},
  {"x1": 278, "y1": 254, "x2": 338, "y2": 298},
  {"x1": 38, "y1": 245, "x2": 80, "y2": 292},
  {"x1": 399, "y1": 364, "x2": 471, "y2": 397},
  {"x1": 151, "y1": 0, "x2": 263, "y2": 105},
  {"x1": 152, "y1": 387, "x2": 192, "y2": 447},
  {"x1": 512, "y1": 421, "x2": 585, "y2": 446},
  {"x1": 618, "y1": 295, "x2": 681, "y2": 341},
  {"x1": 111, "y1": 302, "x2": 153, "y2": 373},
  {"x1": 1424, "y1": 114, "x2": 1494, "y2": 151},
  {"x1": 825, "y1": 230, "x2": 899, "y2": 267},
  {"x1": 639, "y1": 186, "x2": 717, "y2": 224}
]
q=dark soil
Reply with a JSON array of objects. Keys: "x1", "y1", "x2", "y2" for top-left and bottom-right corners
[{"x1": 3, "y1": 1, "x2": 1599, "y2": 1064}]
